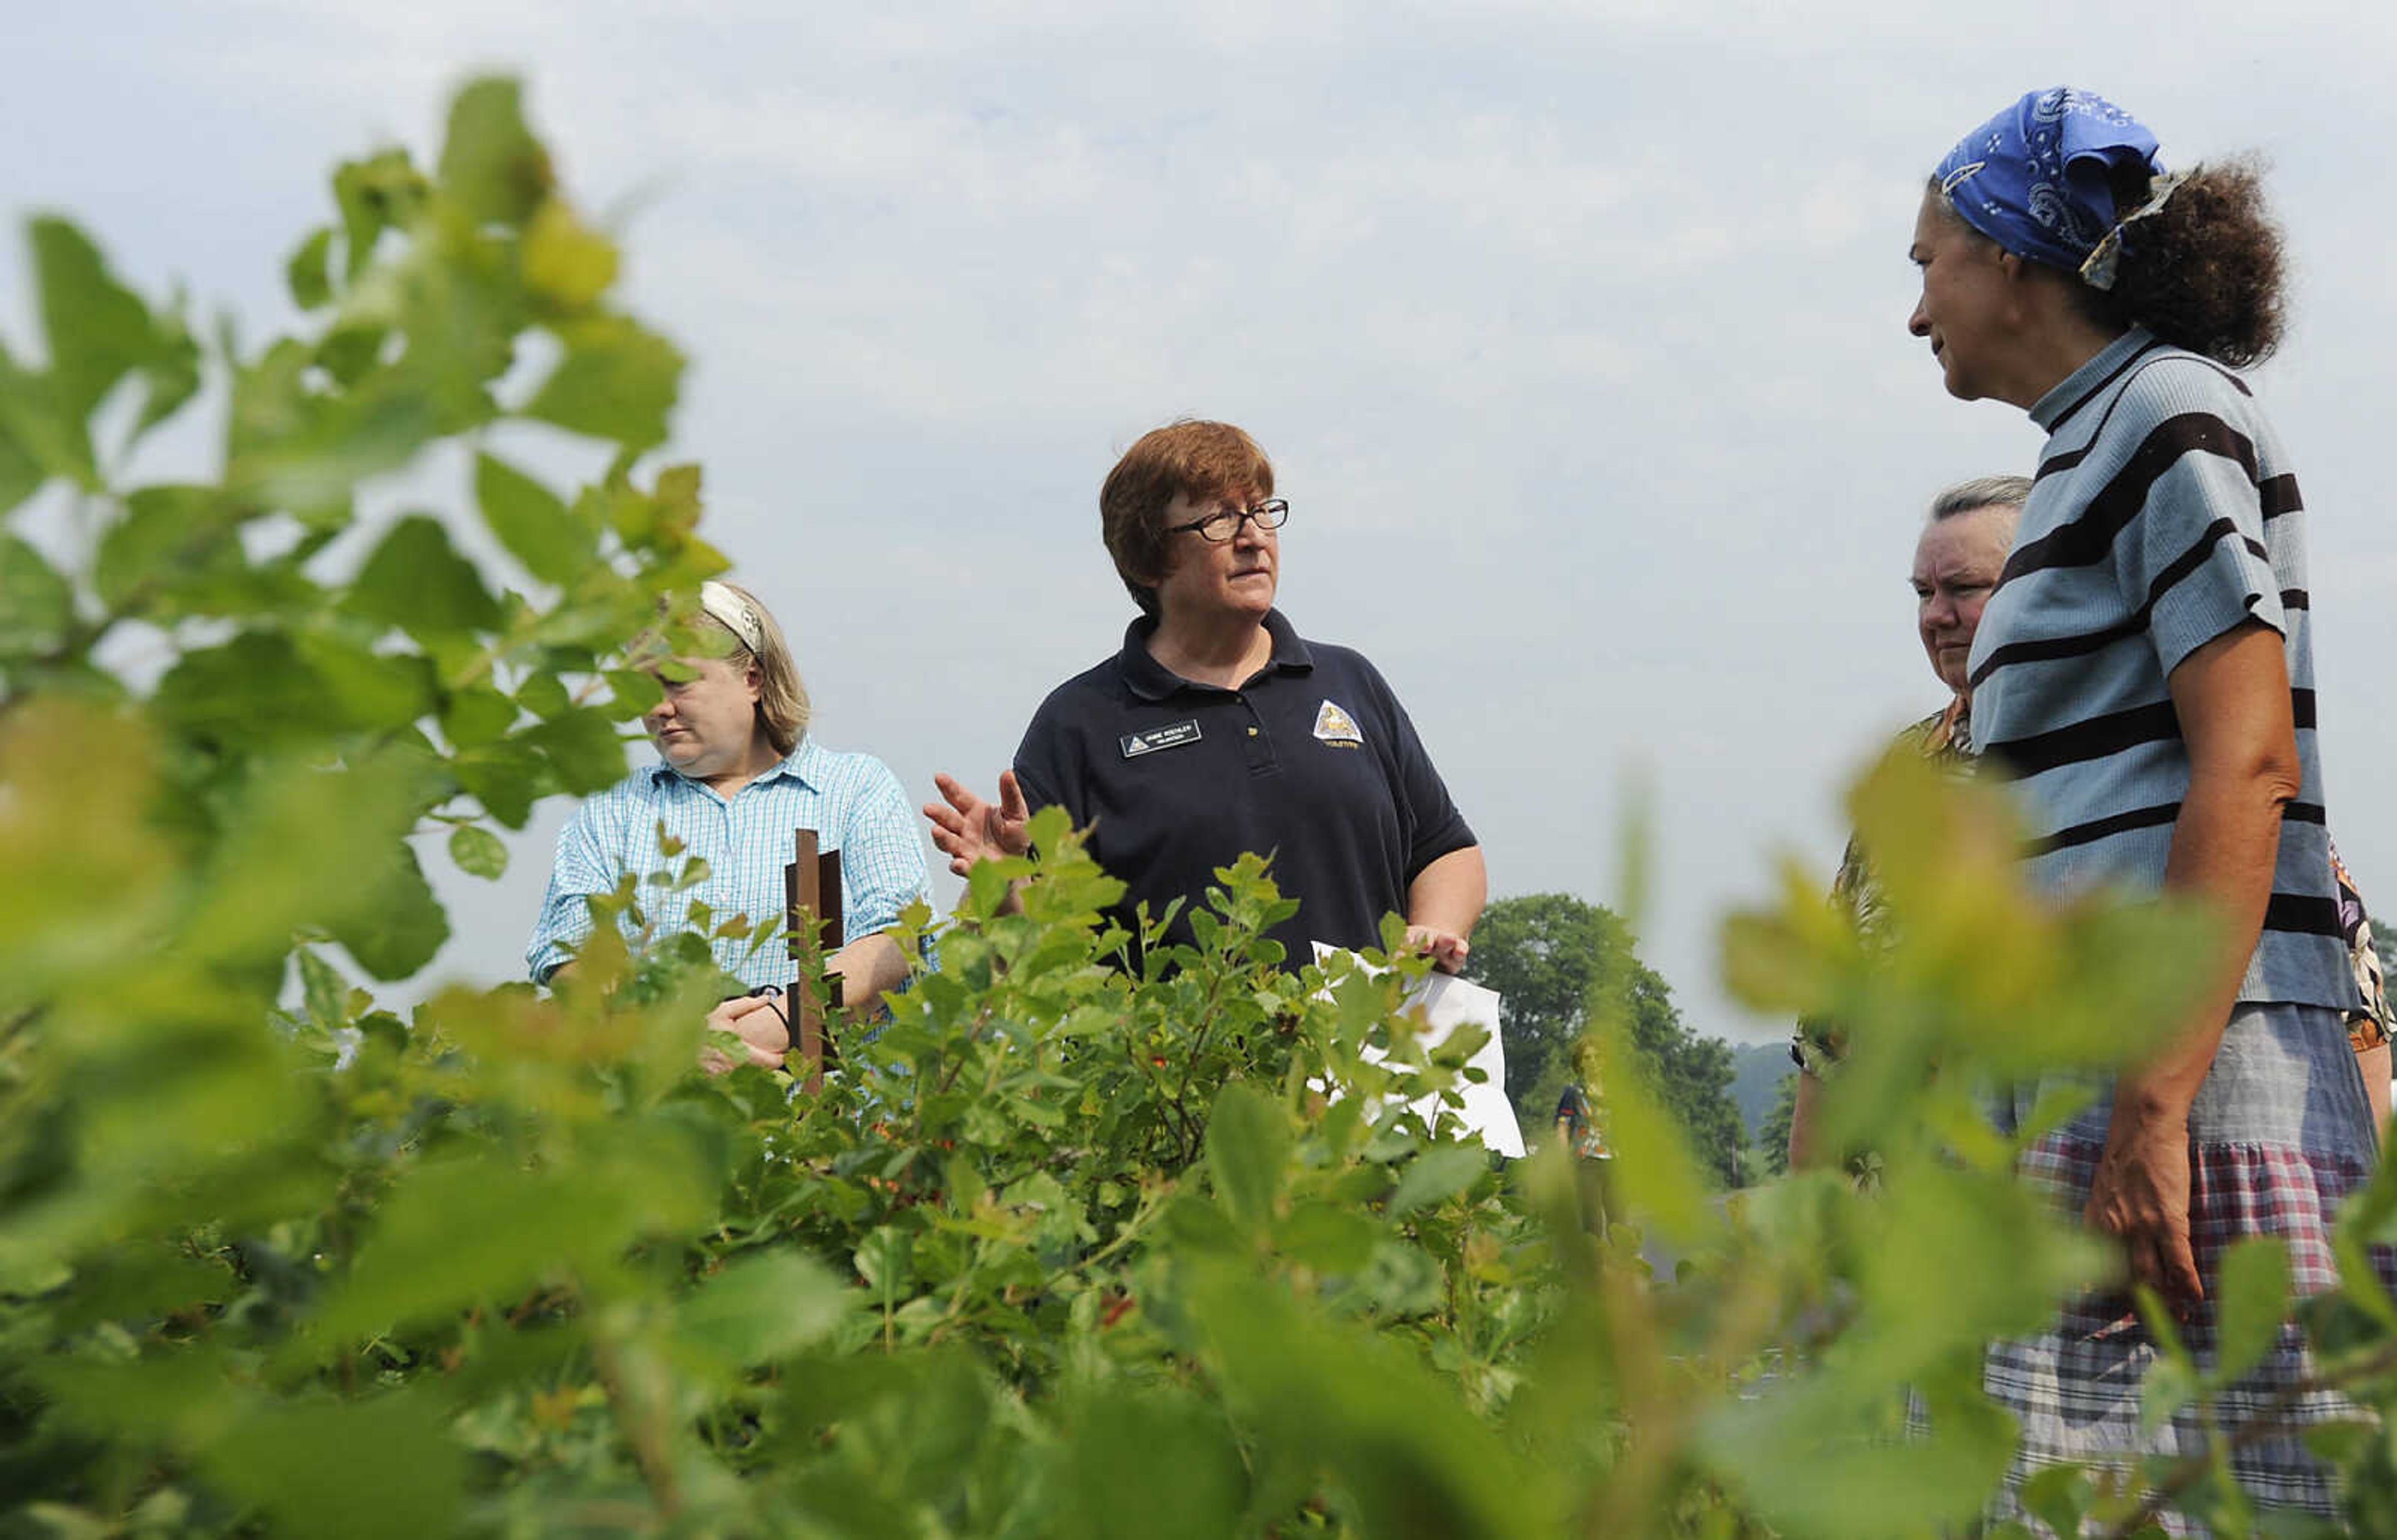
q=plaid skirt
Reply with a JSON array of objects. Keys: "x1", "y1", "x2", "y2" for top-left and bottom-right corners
[{"x1": 1984, "y1": 1000, "x2": 2392, "y2": 1534}]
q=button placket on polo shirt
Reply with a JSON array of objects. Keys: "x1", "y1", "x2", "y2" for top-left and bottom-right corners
[{"x1": 1234, "y1": 690, "x2": 1277, "y2": 776}]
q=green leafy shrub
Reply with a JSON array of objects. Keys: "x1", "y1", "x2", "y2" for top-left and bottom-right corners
[{"x1": 4, "y1": 76, "x2": 2396, "y2": 1540}]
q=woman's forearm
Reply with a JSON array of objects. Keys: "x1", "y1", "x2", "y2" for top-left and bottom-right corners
[
  {"x1": 2129, "y1": 774, "x2": 2287, "y2": 1118},
  {"x1": 2122, "y1": 622, "x2": 2300, "y2": 1122}
]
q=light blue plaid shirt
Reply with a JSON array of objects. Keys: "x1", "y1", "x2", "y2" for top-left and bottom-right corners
[{"x1": 526, "y1": 738, "x2": 932, "y2": 989}]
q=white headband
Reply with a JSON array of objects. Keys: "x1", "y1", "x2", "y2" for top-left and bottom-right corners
[{"x1": 699, "y1": 581, "x2": 767, "y2": 655}]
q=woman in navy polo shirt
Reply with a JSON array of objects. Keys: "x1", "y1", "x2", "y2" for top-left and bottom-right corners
[
  {"x1": 926, "y1": 420, "x2": 1484, "y2": 970},
  {"x1": 1906, "y1": 87, "x2": 2384, "y2": 1522}
]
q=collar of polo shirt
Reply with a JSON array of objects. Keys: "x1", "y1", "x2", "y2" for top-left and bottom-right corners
[{"x1": 1119, "y1": 609, "x2": 1315, "y2": 700}]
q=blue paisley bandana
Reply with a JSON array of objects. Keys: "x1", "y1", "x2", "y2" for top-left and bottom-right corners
[{"x1": 1934, "y1": 87, "x2": 2164, "y2": 282}]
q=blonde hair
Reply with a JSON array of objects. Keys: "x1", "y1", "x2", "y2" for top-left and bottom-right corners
[{"x1": 692, "y1": 579, "x2": 810, "y2": 757}]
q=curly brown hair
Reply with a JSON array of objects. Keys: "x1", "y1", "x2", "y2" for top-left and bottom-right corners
[{"x1": 2092, "y1": 157, "x2": 2288, "y2": 368}]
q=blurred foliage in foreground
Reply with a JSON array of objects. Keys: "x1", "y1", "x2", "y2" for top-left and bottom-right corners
[{"x1": 4, "y1": 76, "x2": 2397, "y2": 1540}]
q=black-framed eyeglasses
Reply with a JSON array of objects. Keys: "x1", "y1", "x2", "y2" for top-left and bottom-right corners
[{"x1": 1166, "y1": 498, "x2": 1290, "y2": 543}]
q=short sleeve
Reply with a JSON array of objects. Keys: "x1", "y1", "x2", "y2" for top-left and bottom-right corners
[
  {"x1": 526, "y1": 793, "x2": 629, "y2": 983},
  {"x1": 1010, "y1": 701, "x2": 1073, "y2": 822},
  {"x1": 1366, "y1": 662, "x2": 1475, "y2": 880},
  {"x1": 833, "y1": 759, "x2": 934, "y2": 939},
  {"x1": 2117, "y1": 395, "x2": 2286, "y2": 680}
]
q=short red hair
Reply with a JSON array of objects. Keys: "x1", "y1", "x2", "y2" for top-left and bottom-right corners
[{"x1": 1099, "y1": 420, "x2": 1275, "y2": 616}]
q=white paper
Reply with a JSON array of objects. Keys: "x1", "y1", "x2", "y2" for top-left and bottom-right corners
[{"x1": 1311, "y1": 944, "x2": 1527, "y2": 1157}]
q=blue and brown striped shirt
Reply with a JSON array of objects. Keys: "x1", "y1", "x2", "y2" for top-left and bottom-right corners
[{"x1": 1968, "y1": 328, "x2": 2359, "y2": 1011}]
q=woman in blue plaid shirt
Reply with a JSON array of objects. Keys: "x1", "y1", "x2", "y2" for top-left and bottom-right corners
[{"x1": 527, "y1": 581, "x2": 931, "y2": 1072}]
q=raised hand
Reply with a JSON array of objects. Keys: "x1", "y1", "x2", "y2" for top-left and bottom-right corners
[{"x1": 924, "y1": 769, "x2": 1032, "y2": 878}]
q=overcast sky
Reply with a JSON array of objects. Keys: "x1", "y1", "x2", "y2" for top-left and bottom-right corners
[{"x1": 10, "y1": 1, "x2": 2393, "y2": 1043}]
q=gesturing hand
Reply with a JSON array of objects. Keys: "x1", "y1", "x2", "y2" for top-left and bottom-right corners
[
  {"x1": 924, "y1": 769, "x2": 1032, "y2": 878},
  {"x1": 2084, "y1": 1107, "x2": 2203, "y2": 1312}
]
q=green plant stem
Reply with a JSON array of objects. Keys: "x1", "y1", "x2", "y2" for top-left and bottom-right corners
[{"x1": 590, "y1": 1324, "x2": 682, "y2": 1519}]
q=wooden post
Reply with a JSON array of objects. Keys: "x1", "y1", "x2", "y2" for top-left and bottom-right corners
[{"x1": 785, "y1": 828, "x2": 845, "y2": 1093}]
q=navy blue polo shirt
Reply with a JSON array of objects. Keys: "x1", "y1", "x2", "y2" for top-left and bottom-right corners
[{"x1": 1012, "y1": 609, "x2": 1476, "y2": 960}]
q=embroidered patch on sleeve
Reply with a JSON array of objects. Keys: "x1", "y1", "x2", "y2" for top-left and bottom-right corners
[{"x1": 1311, "y1": 700, "x2": 1363, "y2": 748}]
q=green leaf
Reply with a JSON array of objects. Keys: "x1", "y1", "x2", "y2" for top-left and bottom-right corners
[
  {"x1": 440, "y1": 684, "x2": 517, "y2": 748},
  {"x1": 286, "y1": 227, "x2": 334, "y2": 310},
  {"x1": 1185, "y1": 1263, "x2": 1546, "y2": 1537},
  {"x1": 604, "y1": 667, "x2": 663, "y2": 718},
  {"x1": 522, "y1": 313, "x2": 684, "y2": 450},
  {"x1": 94, "y1": 484, "x2": 230, "y2": 612},
  {"x1": 133, "y1": 301, "x2": 200, "y2": 439},
  {"x1": 298, "y1": 632, "x2": 439, "y2": 730},
  {"x1": 325, "y1": 842, "x2": 449, "y2": 980},
  {"x1": 675, "y1": 1251, "x2": 851, "y2": 1368},
  {"x1": 2209, "y1": 1236, "x2": 2292, "y2": 1388},
  {"x1": 854, "y1": 1227, "x2": 915, "y2": 1294},
  {"x1": 31, "y1": 216, "x2": 156, "y2": 426},
  {"x1": 205, "y1": 1391, "x2": 463, "y2": 1540},
  {"x1": 2139, "y1": 1352, "x2": 2201, "y2": 1436},
  {"x1": 453, "y1": 737, "x2": 544, "y2": 828},
  {"x1": 447, "y1": 823, "x2": 508, "y2": 880},
  {"x1": 1205, "y1": 1082, "x2": 1287, "y2": 1235},
  {"x1": 2018, "y1": 1463, "x2": 2094, "y2": 1539},
  {"x1": 1051, "y1": 1385, "x2": 1247, "y2": 1540},
  {"x1": 1388, "y1": 1144, "x2": 1488, "y2": 1217},
  {"x1": 0, "y1": 534, "x2": 74, "y2": 659},
  {"x1": 1585, "y1": 1007, "x2": 1715, "y2": 1247},
  {"x1": 524, "y1": 707, "x2": 627, "y2": 796},
  {"x1": 347, "y1": 514, "x2": 501, "y2": 639},
  {"x1": 180, "y1": 752, "x2": 436, "y2": 973},
  {"x1": 1273, "y1": 1201, "x2": 1383, "y2": 1273},
  {"x1": 514, "y1": 670, "x2": 571, "y2": 719},
  {"x1": 436, "y1": 77, "x2": 549, "y2": 226},
  {"x1": 2301, "y1": 1420, "x2": 2375, "y2": 1466},
  {"x1": 0, "y1": 335, "x2": 92, "y2": 496},
  {"x1": 297, "y1": 947, "x2": 348, "y2": 1030},
  {"x1": 522, "y1": 198, "x2": 619, "y2": 311},
  {"x1": 227, "y1": 373, "x2": 439, "y2": 531},
  {"x1": 0, "y1": 407, "x2": 41, "y2": 514},
  {"x1": 153, "y1": 632, "x2": 347, "y2": 749},
  {"x1": 474, "y1": 452, "x2": 587, "y2": 586},
  {"x1": 318, "y1": 1140, "x2": 710, "y2": 1340},
  {"x1": 1698, "y1": 1385, "x2": 2016, "y2": 1540},
  {"x1": 331, "y1": 149, "x2": 424, "y2": 282}
]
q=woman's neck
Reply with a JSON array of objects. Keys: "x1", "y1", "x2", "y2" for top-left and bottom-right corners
[
  {"x1": 1998, "y1": 292, "x2": 2130, "y2": 411},
  {"x1": 1147, "y1": 609, "x2": 1274, "y2": 690},
  {"x1": 702, "y1": 732, "x2": 786, "y2": 800}
]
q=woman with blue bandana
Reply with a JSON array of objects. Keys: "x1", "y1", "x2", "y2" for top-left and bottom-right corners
[{"x1": 1906, "y1": 88, "x2": 2387, "y2": 1527}]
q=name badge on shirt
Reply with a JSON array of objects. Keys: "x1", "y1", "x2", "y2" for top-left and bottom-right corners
[{"x1": 1121, "y1": 720, "x2": 1203, "y2": 758}]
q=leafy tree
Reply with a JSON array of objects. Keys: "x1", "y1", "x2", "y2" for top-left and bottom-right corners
[
  {"x1": 1466, "y1": 893, "x2": 1747, "y2": 1185},
  {"x1": 1757, "y1": 1070, "x2": 1798, "y2": 1177}
]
